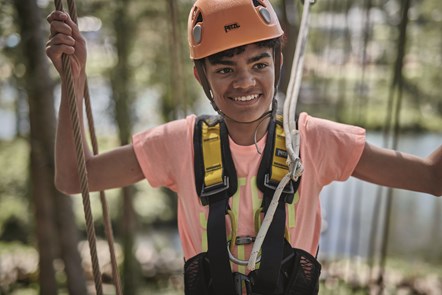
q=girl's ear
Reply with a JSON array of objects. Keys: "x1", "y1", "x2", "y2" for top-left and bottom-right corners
[{"x1": 193, "y1": 66, "x2": 201, "y2": 85}]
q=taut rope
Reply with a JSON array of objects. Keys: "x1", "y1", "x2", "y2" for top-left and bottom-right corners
[
  {"x1": 248, "y1": 0, "x2": 315, "y2": 271},
  {"x1": 53, "y1": 1, "x2": 122, "y2": 294}
]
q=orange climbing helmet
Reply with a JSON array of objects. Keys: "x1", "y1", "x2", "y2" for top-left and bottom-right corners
[{"x1": 188, "y1": 0, "x2": 284, "y2": 59}]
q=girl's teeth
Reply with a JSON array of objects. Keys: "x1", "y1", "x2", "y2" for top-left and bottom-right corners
[{"x1": 233, "y1": 94, "x2": 258, "y2": 101}]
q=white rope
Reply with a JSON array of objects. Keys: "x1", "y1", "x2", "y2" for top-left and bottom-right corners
[
  {"x1": 247, "y1": 174, "x2": 291, "y2": 270},
  {"x1": 284, "y1": 0, "x2": 313, "y2": 178},
  {"x1": 247, "y1": 0, "x2": 313, "y2": 271}
]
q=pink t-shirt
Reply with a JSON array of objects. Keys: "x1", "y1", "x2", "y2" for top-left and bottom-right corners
[{"x1": 132, "y1": 112, "x2": 365, "y2": 273}]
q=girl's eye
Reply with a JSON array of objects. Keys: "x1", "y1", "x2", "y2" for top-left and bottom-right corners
[
  {"x1": 216, "y1": 68, "x2": 233, "y2": 74},
  {"x1": 254, "y1": 63, "x2": 268, "y2": 70}
]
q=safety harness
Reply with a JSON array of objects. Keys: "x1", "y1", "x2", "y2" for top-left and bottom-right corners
[{"x1": 185, "y1": 115, "x2": 321, "y2": 295}]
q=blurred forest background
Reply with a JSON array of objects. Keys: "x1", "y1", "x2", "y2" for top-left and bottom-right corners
[{"x1": 0, "y1": 0, "x2": 441, "y2": 294}]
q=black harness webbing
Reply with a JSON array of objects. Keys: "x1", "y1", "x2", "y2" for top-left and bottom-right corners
[
  {"x1": 253, "y1": 118, "x2": 299, "y2": 294},
  {"x1": 207, "y1": 199, "x2": 234, "y2": 294},
  {"x1": 194, "y1": 116, "x2": 237, "y2": 295},
  {"x1": 193, "y1": 115, "x2": 299, "y2": 295},
  {"x1": 253, "y1": 200, "x2": 286, "y2": 293}
]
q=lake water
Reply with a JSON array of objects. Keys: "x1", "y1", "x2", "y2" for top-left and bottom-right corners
[{"x1": 319, "y1": 132, "x2": 442, "y2": 262}]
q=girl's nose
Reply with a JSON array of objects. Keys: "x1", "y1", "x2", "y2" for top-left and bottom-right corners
[{"x1": 233, "y1": 70, "x2": 256, "y2": 89}]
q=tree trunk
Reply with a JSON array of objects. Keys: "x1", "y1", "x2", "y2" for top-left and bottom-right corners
[
  {"x1": 121, "y1": 186, "x2": 137, "y2": 294},
  {"x1": 335, "y1": 0, "x2": 352, "y2": 123},
  {"x1": 53, "y1": 194, "x2": 89, "y2": 295},
  {"x1": 168, "y1": 0, "x2": 186, "y2": 117},
  {"x1": 13, "y1": 0, "x2": 87, "y2": 294},
  {"x1": 377, "y1": 0, "x2": 411, "y2": 292},
  {"x1": 111, "y1": 1, "x2": 138, "y2": 293}
]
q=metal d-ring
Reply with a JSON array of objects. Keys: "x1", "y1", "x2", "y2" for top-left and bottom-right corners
[{"x1": 227, "y1": 240, "x2": 262, "y2": 266}]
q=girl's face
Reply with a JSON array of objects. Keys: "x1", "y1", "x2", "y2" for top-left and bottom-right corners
[{"x1": 203, "y1": 44, "x2": 275, "y2": 123}]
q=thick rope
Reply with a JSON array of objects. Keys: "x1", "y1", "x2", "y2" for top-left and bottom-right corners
[
  {"x1": 64, "y1": 0, "x2": 123, "y2": 292},
  {"x1": 53, "y1": 1, "x2": 122, "y2": 294},
  {"x1": 247, "y1": 0, "x2": 314, "y2": 271},
  {"x1": 84, "y1": 80, "x2": 123, "y2": 295},
  {"x1": 53, "y1": 1, "x2": 103, "y2": 294}
]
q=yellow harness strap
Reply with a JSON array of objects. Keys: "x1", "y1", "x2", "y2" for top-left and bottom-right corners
[
  {"x1": 200, "y1": 117, "x2": 291, "y2": 190},
  {"x1": 270, "y1": 121, "x2": 290, "y2": 183},
  {"x1": 201, "y1": 121, "x2": 224, "y2": 188}
]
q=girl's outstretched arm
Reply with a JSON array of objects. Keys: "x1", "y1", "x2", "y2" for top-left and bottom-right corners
[{"x1": 352, "y1": 143, "x2": 442, "y2": 197}]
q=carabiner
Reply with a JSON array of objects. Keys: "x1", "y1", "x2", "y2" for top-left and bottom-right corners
[{"x1": 227, "y1": 240, "x2": 262, "y2": 266}]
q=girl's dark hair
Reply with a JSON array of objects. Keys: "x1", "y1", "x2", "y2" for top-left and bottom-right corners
[{"x1": 207, "y1": 36, "x2": 286, "y2": 64}]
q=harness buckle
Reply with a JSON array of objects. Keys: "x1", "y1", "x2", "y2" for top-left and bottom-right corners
[
  {"x1": 199, "y1": 176, "x2": 230, "y2": 205},
  {"x1": 263, "y1": 174, "x2": 295, "y2": 203},
  {"x1": 236, "y1": 236, "x2": 255, "y2": 245}
]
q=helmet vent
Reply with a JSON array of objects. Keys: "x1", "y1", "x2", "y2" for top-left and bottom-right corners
[
  {"x1": 252, "y1": 0, "x2": 266, "y2": 8},
  {"x1": 191, "y1": 7, "x2": 203, "y2": 25},
  {"x1": 252, "y1": 0, "x2": 271, "y2": 24},
  {"x1": 195, "y1": 10, "x2": 203, "y2": 24}
]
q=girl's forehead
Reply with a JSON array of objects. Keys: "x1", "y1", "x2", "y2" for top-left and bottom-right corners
[{"x1": 208, "y1": 44, "x2": 273, "y2": 65}]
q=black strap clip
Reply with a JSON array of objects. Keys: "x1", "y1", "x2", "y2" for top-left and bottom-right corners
[
  {"x1": 263, "y1": 174, "x2": 296, "y2": 203},
  {"x1": 234, "y1": 272, "x2": 252, "y2": 295},
  {"x1": 199, "y1": 176, "x2": 230, "y2": 206}
]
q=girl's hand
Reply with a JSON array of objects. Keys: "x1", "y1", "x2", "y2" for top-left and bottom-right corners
[{"x1": 46, "y1": 10, "x2": 87, "y2": 80}]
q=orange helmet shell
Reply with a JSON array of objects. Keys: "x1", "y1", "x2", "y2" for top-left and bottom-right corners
[{"x1": 188, "y1": 0, "x2": 284, "y2": 59}]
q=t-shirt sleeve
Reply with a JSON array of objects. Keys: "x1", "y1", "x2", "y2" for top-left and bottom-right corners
[
  {"x1": 299, "y1": 113, "x2": 366, "y2": 186},
  {"x1": 131, "y1": 115, "x2": 196, "y2": 191}
]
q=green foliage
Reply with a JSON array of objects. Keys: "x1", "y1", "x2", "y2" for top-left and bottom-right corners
[
  {"x1": 0, "y1": 139, "x2": 28, "y2": 198},
  {"x1": 133, "y1": 0, "x2": 200, "y2": 122},
  {"x1": 2, "y1": 0, "x2": 439, "y2": 132},
  {"x1": 299, "y1": 0, "x2": 442, "y2": 130},
  {"x1": 0, "y1": 139, "x2": 30, "y2": 241}
]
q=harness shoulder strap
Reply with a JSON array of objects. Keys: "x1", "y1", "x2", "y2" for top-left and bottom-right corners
[
  {"x1": 257, "y1": 116, "x2": 299, "y2": 204},
  {"x1": 253, "y1": 116, "x2": 301, "y2": 294},
  {"x1": 194, "y1": 115, "x2": 237, "y2": 205},
  {"x1": 193, "y1": 115, "x2": 237, "y2": 295}
]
